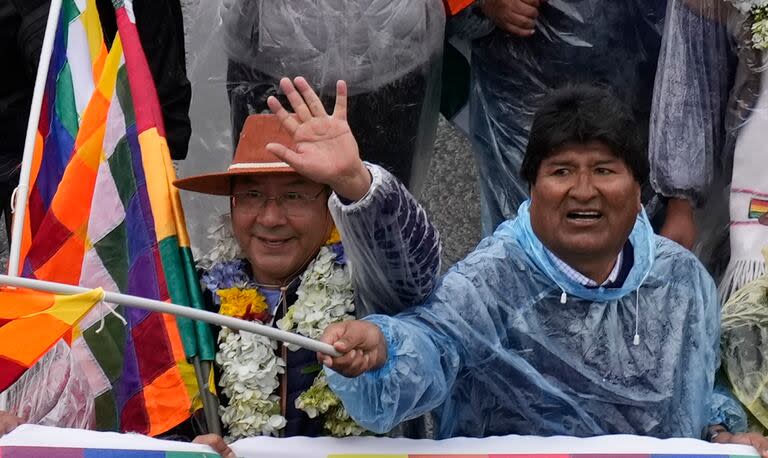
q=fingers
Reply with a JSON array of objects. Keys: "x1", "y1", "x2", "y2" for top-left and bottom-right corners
[
  {"x1": 279, "y1": 77, "x2": 313, "y2": 122},
  {"x1": 484, "y1": 0, "x2": 540, "y2": 36},
  {"x1": 519, "y1": 0, "x2": 542, "y2": 8},
  {"x1": 267, "y1": 95, "x2": 300, "y2": 134},
  {"x1": 317, "y1": 321, "x2": 388, "y2": 377},
  {"x1": 512, "y1": 1, "x2": 539, "y2": 19},
  {"x1": 501, "y1": 22, "x2": 535, "y2": 37},
  {"x1": 267, "y1": 143, "x2": 301, "y2": 162},
  {"x1": 193, "y1": 434, "x2": 235, "y2": 458},
  {"x1": 499, "y1": 10, "x2": 537, "y2": 36},
  {"x1": 294, "y1": 77, "x2": 327, "y2": 117},
  {"x1": 333, "y1": 80, "x2": 348, "y2": 121},
  {"x1": 318, "y1": 323, "x2": 348, "y2": 367},
  {"x1": 748, "y1": 435, "x2": 768, "y2": 458},
  {"x1": 719, "y1": 432, "x2": 768, "y2": 458},
  {"x1": 509, "y1": 10, "x2": 537, "y2": 28}
]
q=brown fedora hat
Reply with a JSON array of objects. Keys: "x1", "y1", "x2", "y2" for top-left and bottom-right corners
[{"x1": 174, "y1": 114, "x2": 298, "y2": 195}]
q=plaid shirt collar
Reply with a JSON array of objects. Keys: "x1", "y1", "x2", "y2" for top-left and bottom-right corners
[{"x1": 546, "y1": 248, "x2": 624, "y2": 288}]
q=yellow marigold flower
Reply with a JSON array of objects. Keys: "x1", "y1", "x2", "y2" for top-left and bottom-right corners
[
  {"x1": 218, "y1": 288, "x2": 268, "y2": 319},
  {"x1": 325, "y1": 227, "x2": 342, "y2": 245}
]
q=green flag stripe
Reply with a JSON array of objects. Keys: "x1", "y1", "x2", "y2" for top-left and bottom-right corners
[
  {"x1": 115, "y1": 66, "x2": 136, "y2": 128},
  {"x1": 108, "y1": 136, "x2": 138, "y2": 209},
  {"x1": 181, "y1": 245, "x2": 216, "y2": 361},
  {"x1": 55, "y1": 63, "x2": 79, "y2": 139},
  {"x1": 62, "y1": 0, "x2": 80, "y2": 30},
  {"x1": 157, "y1": 236, "x2": 194, "y2": 357},
  {"x1": 93, "y1": 221, "x2": 130, "y2": 292}
]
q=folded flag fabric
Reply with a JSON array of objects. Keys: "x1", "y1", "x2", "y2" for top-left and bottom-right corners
[
  {"x1": 17, "y1": 0, "x2": 215, "y2": 436},
  {"x1": 0, "y1": 287, "x2": 104, "y2": 393}
]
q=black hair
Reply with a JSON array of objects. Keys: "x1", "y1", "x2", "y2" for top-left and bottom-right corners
[{"x1": 520, "y1": 85, "x2": 649, "y2": 185}]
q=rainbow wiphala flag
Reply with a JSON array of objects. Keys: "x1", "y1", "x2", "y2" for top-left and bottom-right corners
[
  {"x1": 0, "y1": 287, "x2": 103, "y2": 392},
  {"x1": 16, "y1": 0, "x2": 214, "y2": 436}
]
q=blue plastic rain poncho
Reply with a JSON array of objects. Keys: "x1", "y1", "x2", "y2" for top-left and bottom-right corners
[
  {"x1": 450, "y1": 1, "x2": 667, "y2": 234},
  {"x1": 327, "y1": 201, "x2": 743, "y2": 438}
]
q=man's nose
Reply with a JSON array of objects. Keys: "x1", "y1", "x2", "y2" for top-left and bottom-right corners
[
  {"x1": 256, "y1": 199, "x2": 288, "y2": 227},
  {"x1": 568, "y1": 172, "x2": 598, "y2": 200}
]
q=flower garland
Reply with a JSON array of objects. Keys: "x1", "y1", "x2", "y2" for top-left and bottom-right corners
[
  {"x1": 728, "y1": 1, "x2": 768, "y2": 49},
  {"x1": 201, "y1": 219, "x2": 366, "y2": 440}
]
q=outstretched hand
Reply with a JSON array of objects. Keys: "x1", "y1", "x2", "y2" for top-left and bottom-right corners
[
  {"x1": 266, "y1": 77, "x2": 371, "y2": 202},
  {"x1": 318, "y1": 320, "x2": 388, "y2": 378}
]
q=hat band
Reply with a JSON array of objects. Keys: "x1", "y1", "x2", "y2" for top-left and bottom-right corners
[{"x1": 228, "y1": 161, "x2": 291, "y2": 171}]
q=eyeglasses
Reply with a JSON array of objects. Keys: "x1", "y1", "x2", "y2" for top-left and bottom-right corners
[{"x1": 231, "y1": 188, "x2": 327, "y2": 215}]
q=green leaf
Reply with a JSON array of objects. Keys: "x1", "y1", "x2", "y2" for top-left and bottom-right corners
[{"x1": 301, "y1": 363, "x2": 322, "y2": 375}]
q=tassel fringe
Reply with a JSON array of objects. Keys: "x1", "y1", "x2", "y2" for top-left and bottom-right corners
[{"x1": 719, "y1": 259, "x2": 767, "y2": 304}]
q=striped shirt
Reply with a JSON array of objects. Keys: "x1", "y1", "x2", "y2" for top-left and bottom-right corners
[{"x1": 546, "y1": 249, "x2": 624, "y2": 288}]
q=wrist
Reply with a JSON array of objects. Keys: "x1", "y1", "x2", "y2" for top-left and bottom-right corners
[{"x1": 331, "y1": 163, "x2": 372, "y2": 202}]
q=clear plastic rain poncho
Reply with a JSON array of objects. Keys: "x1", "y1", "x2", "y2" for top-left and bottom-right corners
[
  {"x1": 326, "y1": 201, "x2": 745, "y2": 438},
  {"x1": 721, "y1": 248, "x2": 768, "y2": 430},
  {"x1": 179, "y1": 0, "x2": 445, "y2": 307},
  {"x1": 178, "y1": 2, "x2": 445, "y2": 257},
  {"x1": 3, "y1": 341, "x2": 94, "y2": 429},
  {"x1": 450, "y1": 1, "x2": 667, "y2": 235},
  {"x1": 649, "y1": 0, "x2": 768, "y2": 299}
]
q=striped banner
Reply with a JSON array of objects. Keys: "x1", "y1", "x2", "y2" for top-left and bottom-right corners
[
  {"x1": 0, "y1": 447, "x2": 217, "y2": 458},
  {"x1": 330, "y1": 455, "x2": 756, "y2": 458}
]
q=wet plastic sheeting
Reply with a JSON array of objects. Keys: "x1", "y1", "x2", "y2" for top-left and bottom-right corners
[
  {"x1": 450, "y1": 0, "x2": 666, "y2": 235},
  {"x1": 179, "y1": 0, "x2": 445, "y2": 258}
]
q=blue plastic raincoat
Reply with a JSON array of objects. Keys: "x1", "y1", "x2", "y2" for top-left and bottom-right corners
[{"x1": 327, "y1": 201, "x2": 740, "y2": 438}]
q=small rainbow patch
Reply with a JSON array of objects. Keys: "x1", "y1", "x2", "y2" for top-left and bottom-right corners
[{"x1": 749, "y1": 197, "x2": 768, "y2": 219}]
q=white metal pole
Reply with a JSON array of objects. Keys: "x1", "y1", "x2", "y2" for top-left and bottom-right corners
[
  {"x1": 0, "y1": 274, "x2": 342, "y2": 357},
  {"x1": 1, "y1": 0, "x2": 64, "y2": 412},
  {"x1": 7, "y1": 0, "x2": 64, "y2": 278}
]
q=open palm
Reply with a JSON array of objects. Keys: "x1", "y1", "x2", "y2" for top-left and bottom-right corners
[{"x1": 266, "y1": 77, "x2": 370, "y2": 200}]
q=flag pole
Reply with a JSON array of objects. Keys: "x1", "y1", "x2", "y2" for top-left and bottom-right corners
[
  {"x1": 7, "y1": 0, "x2": 64, "y2": 279},
  {"x1": 0, "y1": 274, "x2": 342, "y2": 357},
  {"x1": 1, "y1": 0, "x2": 64, "y2": 413}
]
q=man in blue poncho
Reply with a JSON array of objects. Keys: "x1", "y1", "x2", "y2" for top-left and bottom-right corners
[{"x1": 316, "y1": 85, "x2": 768, "y2": 453}]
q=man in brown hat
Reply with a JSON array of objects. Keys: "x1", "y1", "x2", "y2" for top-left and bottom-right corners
[{"x1": 175, "y1": 76, "x2": 440, "y2": 453}]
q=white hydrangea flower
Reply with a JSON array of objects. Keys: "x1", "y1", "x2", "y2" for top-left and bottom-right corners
[
  {"x1": 217, "y1": 328, "x2": 286, "y2": 439},
  {"x1": 197, "y1": 213, "x2": 245, "y2": 270},
  {"x1": 212, "y1": 234, "x2": 364, "y2": 438}
]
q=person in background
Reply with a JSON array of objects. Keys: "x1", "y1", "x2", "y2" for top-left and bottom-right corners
[
  {"x1": 650, "y1": 0, "x2": 768, "y2": 299},
  {"x1": 96, "y1": 0, "x2": 191, "y2": 160},
  {"x1": 219, "y1": 0, "x2": 445, "y2": 192},
  {"x1": 451, "y1": 0, "x2": 667, "y2": 235}
]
